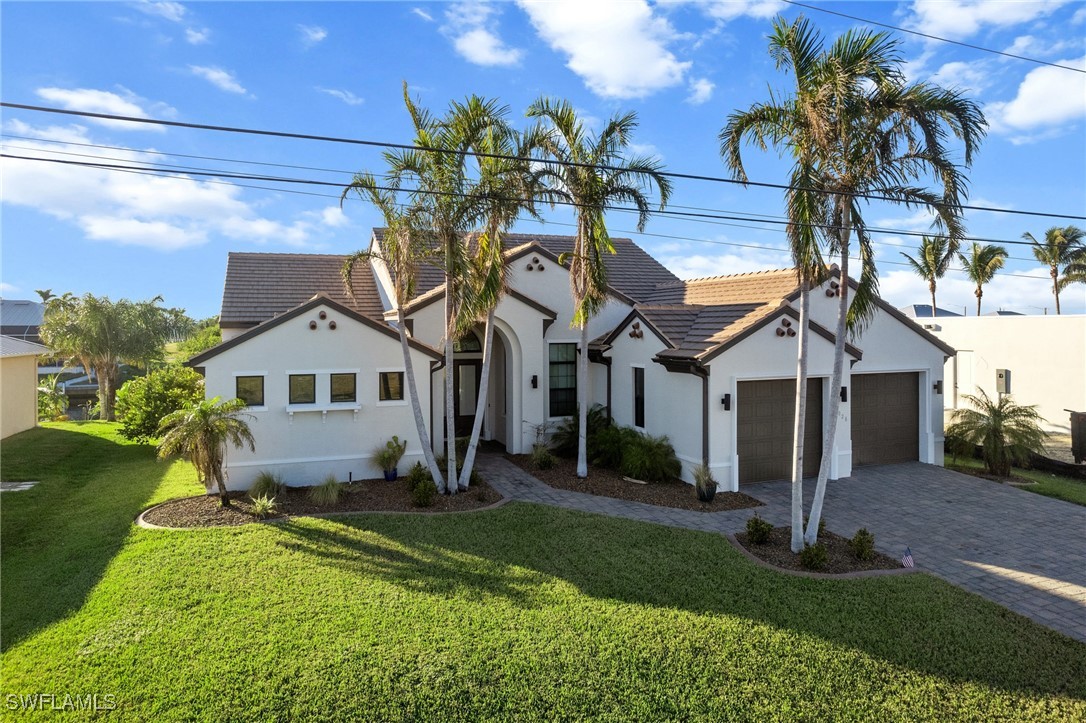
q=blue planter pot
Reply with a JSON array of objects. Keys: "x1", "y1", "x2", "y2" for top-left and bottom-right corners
[{"x1": 383, "y1": 469, "x2": 398, "y2": 482}]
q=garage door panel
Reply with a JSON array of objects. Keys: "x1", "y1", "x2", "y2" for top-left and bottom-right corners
[
  {"x1": 737, "y1": 378, "x2": 822, "y2": 484},
  {"x1": 851, "y1": 372, "x2": 919, "y2": 466}
]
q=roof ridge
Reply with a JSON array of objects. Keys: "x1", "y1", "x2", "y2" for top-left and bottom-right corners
[
  {"x1": 228, "y1": 251, "x2": 348, "y2": 259},
  {"x1": 653, "y1": 268, "x2": 795, "y2": 288}
]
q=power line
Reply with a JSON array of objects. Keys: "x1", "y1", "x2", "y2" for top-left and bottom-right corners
[
  {"x1": 3, "y1": 102, "x2": 1083, "y2": 221},
  {"x1": 780, "y1": 0, "x2": 1086, "y2": 74},
  {"x1": 2, "y1": 151, "x2": 1056, "y2": 250}
]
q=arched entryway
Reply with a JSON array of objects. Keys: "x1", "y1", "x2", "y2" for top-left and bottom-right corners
[{"x1": 451, "y1": 325, "x2": 518, "y2": 450}]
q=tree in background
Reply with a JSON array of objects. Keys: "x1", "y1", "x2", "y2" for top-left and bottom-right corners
[
  {"x1": 116, "y1": 365, "x2": 205, "y2": 441},
  {"x1": 959, "y1": 242, "x2": 1008, "y2": 315},
  {"x1": 37, "y1": 374, "x2": 68, "y2": 421},
  {"x1": 946, "y1": 388, "x2": 1047, "y2": 476},
  {"x1": 40, "y1": 294, "x2": 182, "y2": 420},
  {"x1": 157, "y1": 397, "x2": 255, "y2": 506},
  {"x1": 527, "y1": 97, "x2": 672, "y2": 478},
  {"x1": 1022, "y1": 225, "x2": 1085, "y2": 315},
  {"x1": 901, "y1": 235, "x2": 954, "y2": 316},
  {"x1": 177, "y1": 317, "x2": 222, "y2": 358}
]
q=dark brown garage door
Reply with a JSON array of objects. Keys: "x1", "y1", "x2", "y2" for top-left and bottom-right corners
[
  {"x1": 851, "y1": 372, "x2": 919, "y2": 466},
  {"x1": 737, "y1": 378, "x2": 822, "y2": 483}
]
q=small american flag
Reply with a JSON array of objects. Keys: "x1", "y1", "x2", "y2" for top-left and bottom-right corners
[{"x1": 901, "y1": 547, "x2": 915, "y2": 568}]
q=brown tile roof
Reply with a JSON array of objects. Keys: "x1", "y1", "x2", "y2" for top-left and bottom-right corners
[
  {"x1": 373, "y1": 228, "x2": 680, "y2": 304},
  {"x1": 639, "y1": 302, "x2": 780, "y2": 357},
  {"x1": 220, "y1": 252, "x2": 385, "y2": 327},
  {"x1": 647, "y1": 268, "x2": 800, "y2": 305}
]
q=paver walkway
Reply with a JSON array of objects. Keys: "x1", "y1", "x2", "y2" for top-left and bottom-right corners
[{"x1": 477, "y1": 456, "x2": 1086, "y2": 643}]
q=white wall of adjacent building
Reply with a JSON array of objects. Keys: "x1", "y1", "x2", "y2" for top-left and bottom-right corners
[{"x1": 1, "y1": 353, "x2": 40, "y2": 439}]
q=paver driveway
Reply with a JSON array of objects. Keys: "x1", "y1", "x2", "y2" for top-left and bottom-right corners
[{"x1": 478, "y1": 456, "x2": 1086, "y2": 643}]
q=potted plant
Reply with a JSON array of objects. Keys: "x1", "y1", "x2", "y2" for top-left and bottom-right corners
[
  {"x1": 374, "y1": 435, "x2": 407, "y2": 481},
  {"x1": 694, "y1": 464, "x2": 717, "y2": 502}
]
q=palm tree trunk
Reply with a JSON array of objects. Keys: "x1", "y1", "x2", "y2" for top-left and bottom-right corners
[
  {"x1": 806, "y1": 209, "x2": 851, "y2": 546},
  {"x1": 790, "y1": 281, "x2": 811, "y2": 553},
  {"x1": 1052, "y1": 268, "x2": 1061, "y2": 314},
  {"x1": 576, "y1": 322, "x2": 589, "y2": 478},
  {"x1": 459, "y1": 308, "x2": 495, "y2": 489},
  {"x1": 930, "y1": 282, "x2": 937, "y2": 318},
  {"x1": 396, "y1": 308, "x2": 443, "y2": 486},
  {"x1": 444, "y1": 291, "x2": 457, "y2": 495},
  {"x1": 976, "y1": 289, "x2": 982, "y2": 316},
  {"x1": 97, "y1": 365, "x2": 116, "y2": 421}
]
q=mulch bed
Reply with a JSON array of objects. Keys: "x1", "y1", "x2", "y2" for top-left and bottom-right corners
[
  {"x1": 735, "y1": 525, "x2": 902, "y2": 574},
  {"x1": 506, "y1": 455, "x2": 762, "y2": 512},
  {"x1": 142, "y1": 478, "x2": 502, "y2": 529}
]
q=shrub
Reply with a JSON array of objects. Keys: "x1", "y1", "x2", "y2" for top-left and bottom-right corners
[
  {"x1": 115, "y1": 365, "x2": 204, "y2": 441},
  {"x1": 619, "y1": 432, "x2": 681, "y2": 483},
  {"x1": 530, "y1": 443, "x2": 557, "y2": 470},
  {"x1": 405, "y1": 461, "x2": 429, "y2": 491},
  {"x1": 249, "y1": 471, "x2": 286, "y2": 499},
  {"x1": 411, "y1": 478, "x2": 438, "y2": 507},
  {"x1": 746, "y1": 515, "x2": 772, "y2": 544},
  {"x1": 374, "y1": 436, "x2": 408, "y2": 473},
  {"x1": 309, "y1": 474, "x2": 342, "y2": 507},
  {"x1": 250, "y1": 495, "x2": 278, "y2": 520},
  {"x1": 849, "y1": 528, "x2": 876, "y2": 561},
  {"x1": 37, "y1": 374, "x2": 68, "y2": 421},
  {"x1": 946, "y1": 388, "x2": 1048, "y2": 476},
  {"x1": 799, "y1": 543, "x2": 828, "y2": 571},
  {"x1": 590, "y1": 425, "x2": 639, "y2": 469},
  {"x1": 551, "y1": 404, "x2": 610, "y2": 458},
  {"x1": 176, "y1": 323, "x2": 221, "y2": 357},
  {"x1": 693, "y1": 464, "x2": 717, "y2": 501}
]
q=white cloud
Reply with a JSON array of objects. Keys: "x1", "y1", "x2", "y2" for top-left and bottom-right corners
[
  {"x1": 0, "y1": 121, "x2": 320, "y2": 251},
  {"x1": 930, "y1": 61, "x2": 992, "y2": 93},
  {"x1": 189, "y1": 65, "x2": 250, "y2": 96},
  {"x1": 185, "y1": 27, "x2": 210, "y2": 44},
  {"x1": 879, "y1": 267, "x2": 1081, "y2": 315},
  {"x1": 0, "y1": 282, "x2": 21, "y2": 295},
  {"x1": 34, "y1": 87, "x2": 172, "y2": 132},
  {"x1": 906, "y1": 0, "x2": 1071, "y2": 40},
  {"x1": 298, "y1": 24, "x2": 328, "y2": 46},
  {"x1": 316, "y1": 87, "x2": 364, "y2": 106},
  {"x1": 443, "y1": 3, "x2": 523, "y2": 67},
  {"x1": 657, "y1": 240, "x2": 787, "y2": 279},
  {"x1": 412, "y1": 7, "x2": 434, "y2": 22},
  {"x1": 134, "y1": 0, "x2": 187, "y2": 24},
  {"x1": 984, "y1": 55, "x2": 1086, "y2": 134},
  {"x1": 686, "y1": 77, "x2": 714, "y2": 104},
  {"x1": 519, "y1": 0, "x2": 689, "y2": 98},
  {"x1": 319, "y1": 206, "x2": 350, "y2": 228},
  {"x1": 676, "y1": 0, "x2": 785, "y2": 21}
]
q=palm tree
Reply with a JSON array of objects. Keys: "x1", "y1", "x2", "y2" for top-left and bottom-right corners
[
  {"x1": 946, "y1": 388, "x2": 1047, "y2": 476},
  {"x1": 959, "y1": 242, "x2": 1008, "y2": 315},
  {"x1": 1022, "y1": 225, "x2": 1085, "y2": 314},
  {"x1": 902, "y1": 235, "x2": 954, "y2": 316},
  {"x1": 157, "y1": 397, "x2": 255, "y2": 506},
  {"x1": 724, "y1": 16, "x2": 987, "y2": 547},
  {"x1": 341, "y1": 179, "x2": 445, "y2": 485},
  {"x1": 40, "y1": 293, "x2": 176, "y2": 420},
  {"x1": 527, "y1": 97, "x2": 672, "y2": 478}
]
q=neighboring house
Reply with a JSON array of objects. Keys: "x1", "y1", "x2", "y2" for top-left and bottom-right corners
[
  {"x1": 1, "y1": 335, "x2": 48, "y2": 439},
  {"x1": 900, "y1": 304, "x2": 963, "y2": 319},
  {"x1": 190, "y1": 230, "x2": 953, "y2": 491},
  {"x1": 927, "y1": 314, "x2": 1086, "y2": 433},
  {"x1": 0, "y1": 299, "x2": 45, "y2": 343}
]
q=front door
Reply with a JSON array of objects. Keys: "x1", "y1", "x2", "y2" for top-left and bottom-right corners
[{"x1": 454, "y1": 361, "x2": 482, "y2": 438}]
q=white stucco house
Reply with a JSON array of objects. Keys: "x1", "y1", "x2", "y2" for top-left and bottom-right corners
[
  {"x1": 188, "y1": 229, "x2": 954, "y2": 492},
  {"x1": 1, "y1": 335, "x2": 49, "y2": 439}
]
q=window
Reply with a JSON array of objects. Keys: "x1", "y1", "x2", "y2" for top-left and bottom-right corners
[
  {"x1": 379, "y1": 371, "x2": 404, "y2": 401},
  {"x1": 330, "y1": 373, "x2": 356, "y2": 403},
  {"x1": 633, "y1": 367, "x2": 645, "y2": 428},
  {"x1": 289, "y1": 374, "x2": 316, "y2": 404},
  {"x1": 236, "y1": 376, "x2": 264, "y2": 407},
  {"x1": 454, "y1": 331, "x2": 482, "y2": 352},
  {"x1": 549, "y1": 343, "x2": 577, "y2": 417}
]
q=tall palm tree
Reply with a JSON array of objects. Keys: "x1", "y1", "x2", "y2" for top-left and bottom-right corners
[
  {"x1": 959, "y1": 242, "x2": 1008, "y2": 315},
  {"x1": 527, "y1": 97, "x2": 672, "y2": 478},
  {"x1": 341, "y1": 179, "x2": 445, "y2": 485},
  {"x1": 157, "y1": 397, "x2": 255, "y2": 506},
  {"x1": 901, "y1": 235, "x2": 954, "y2": 316},
  {"x1": 40, "y1": 293, "x2": 176, "y2": 420},
  {"x1": 1022, "y1": 225, "x2": 1085, "y2": 314},
  {"x1": 724, "y1": 16, "x2": 987, "y2": 546},
  {"x1": 946, "y1": 388, "x2": 1047, "y2": 476}
]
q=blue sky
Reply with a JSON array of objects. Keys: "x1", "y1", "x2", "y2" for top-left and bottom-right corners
[{"x1": 2, "y1": 0, "x2": 1084, "y2": 319}]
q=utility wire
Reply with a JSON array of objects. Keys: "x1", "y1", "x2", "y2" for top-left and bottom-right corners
[
  {"x1": 780, "y1": 0, "x2": 1086, "y2": 74},
  {"x1": 3, "y1": 102, "x2": 1083, "y2": 221},
  {"x1": 2, "y1": 151, "x2": 1055, "y2": 249}
]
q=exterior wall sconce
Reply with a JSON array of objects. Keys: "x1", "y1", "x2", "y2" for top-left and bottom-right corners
[
  {"x1": 721, "y1": 394, "x2": 731, "y2": 410},
  {"x1": 840, "y1": 386, "x2": 848, "y2": 402},
  {"x1": 531, "y1": 374, "x2": 538, "y2": 389},
  {"x1": 934, "y1": 380, "x2": 943, "y2": 394}
]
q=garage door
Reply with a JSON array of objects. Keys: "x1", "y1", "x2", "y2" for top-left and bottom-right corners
[
  {"x1": 737, "y1": 378, "x2": 822, "y2": 484},
  {"x1": 851, "y1": 372, "x2": 919, "y2": 466}
]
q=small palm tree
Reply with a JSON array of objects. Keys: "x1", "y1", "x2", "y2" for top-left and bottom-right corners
[
  {"x1": 959, "y1": 242, "x2": 1009, "y2": 315},
  {"x1": 946, "y1": 388, "x2": 1047, "y2": 477},
  {"x1": 902, "y1": 235, "x2": 954, "y2": 316},
  {"x1": 157, "y1": 397, "x2": 255, "y2": 506},
  {"x1": 1022, "y1": 225, "x2": 1085, "y2": 315}
]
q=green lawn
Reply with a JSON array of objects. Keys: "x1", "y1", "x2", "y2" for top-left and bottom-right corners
[
  {"x1": 946, "y1": 454, "x2": 1086, "y2": 507},
  {"x1": 3, "y1": 424, "x2": 1085, "y2": 721}
]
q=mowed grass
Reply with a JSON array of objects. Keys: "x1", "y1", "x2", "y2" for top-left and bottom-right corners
[
  {"x1": 2, "y1": 424, "x2": 1085, "y2": 721},
  {"x1": 946, "y1": 454, "x2": 1086, "y2": 507}
]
